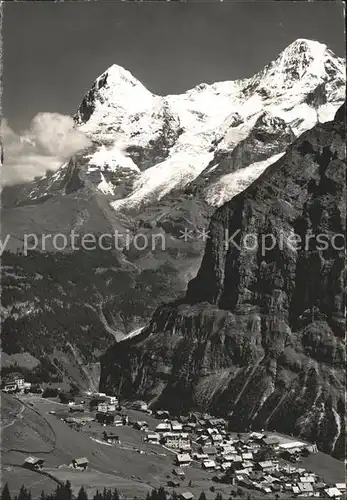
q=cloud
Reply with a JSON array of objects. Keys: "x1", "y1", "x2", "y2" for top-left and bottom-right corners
[{"x1": 1, "y1": 113, "x2": 91, "y2": 186}]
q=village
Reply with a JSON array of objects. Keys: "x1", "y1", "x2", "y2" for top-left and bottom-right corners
[{"x1": 2, "y1": 376, "x2": 346, "y2": 499}]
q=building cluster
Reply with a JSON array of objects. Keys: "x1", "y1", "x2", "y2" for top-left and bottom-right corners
[
  {"x1": 130, "y1": 410, "x2": 345, "y2": 499},
  {"x1": 3, "y1": 376, "x2": 32, "y2": 394},
  {"x1": 22, "y1": 455, "x2": 89, "y2": 472},
  {"x1": 20, "y1": 390, "x2": 343, "y2": 499}
]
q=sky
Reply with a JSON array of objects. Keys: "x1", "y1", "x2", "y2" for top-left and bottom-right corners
[{"x1": 2, "y1": 1, "x2": 345, "y2": 133}]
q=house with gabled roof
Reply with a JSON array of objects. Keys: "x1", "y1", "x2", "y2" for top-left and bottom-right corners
[{"x1": 23, "y1": 457, "x2": 44, "y2": 470}]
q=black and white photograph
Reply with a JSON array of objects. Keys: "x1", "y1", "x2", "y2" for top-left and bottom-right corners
[{"x1": 0, "y1": 2, "x2": 346, "y2": 499}]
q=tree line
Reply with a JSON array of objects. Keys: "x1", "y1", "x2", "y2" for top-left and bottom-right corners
[{"x1": 1, "y1": 482, "x2": 248, "y2": 500}]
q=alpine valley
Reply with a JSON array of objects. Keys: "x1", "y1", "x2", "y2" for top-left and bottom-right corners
[{"x1": 1, "y1": 39, "x2": 345, "y2": 456}]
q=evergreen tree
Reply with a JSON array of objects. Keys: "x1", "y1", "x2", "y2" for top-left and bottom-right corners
[
  {"x1": 55, "y1": 482, "x2": 72, "y2": 500},
  {"x1": 215, "y1": 494, "x2": 223, "y2": 500},
  {"x1": 156, "y1": 487, "x2": 166, "y2": 500},
  {"x1": 198, "y1": 493, "x2": 207, "y2": 500},
  {"x1": 17, "y1": 486, "x2": 30, "y2": 500},
  {"x1": 93, "y1": 491, "x2": 102, "y2": 500},
  {"x1": 77, "y1": 487, "x2": 88, "y2": 500},
  {"x1": 1, "y1": 484, "x2": 11, "y2": 500},
  {"x1": 102, "y1": 489, "x2": 112, "y2": 500},
  {"x1": 111, "y1": 490, "x2": 120, "y2": 500}
]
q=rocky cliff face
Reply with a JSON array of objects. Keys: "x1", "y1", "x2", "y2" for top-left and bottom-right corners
[{"x1": 100, "y1": 105, "x2": 346, "y2": 458}]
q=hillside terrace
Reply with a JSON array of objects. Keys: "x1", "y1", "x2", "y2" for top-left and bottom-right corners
[
  {"x1": 116, "y1": 408, "x2": 345, "y2": 499},
  {"x1": 65, "y1": 398, "x2": 344, "y2": 499},
  {"x1": 7, "y1": 390, "x2": 345, "y2": 499}
]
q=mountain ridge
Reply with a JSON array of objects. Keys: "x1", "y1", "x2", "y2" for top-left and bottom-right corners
[
  {"x1": 1, "y1": 39, "x2": 345, "y2": 407},
  {"x1": 99, "y1": 104, "x2": 346, "y2": 458}
]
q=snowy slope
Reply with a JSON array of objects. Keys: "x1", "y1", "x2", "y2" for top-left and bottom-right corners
[{"x1": 205, "y1": 152, "x2": 286, "y2": 208}]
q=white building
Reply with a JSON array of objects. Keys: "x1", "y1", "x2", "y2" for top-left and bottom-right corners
[
  {"x1": 202, "y1": 460, "x2": 216, "y2": 470},
  {"x1": 105, "y1": 396, "x2": 118, "y2": 405},
  {"x1": 163, "y1": 433, "x2": 191, "y2": 450},
  {"x1": 325, "y1": 488, "x2": 343, "y2": 498},
  {"x1": 176, "y1": 454, "x2": 192, "y2": 466},
  {"x1": 146, "y1": 432, "x2": 160, "y2": 444},
  {"x1": 156, "y1": 422, "x2": 171, "y2": 432},
  {"x1": 97, "y1": 403, "x2": 116, "y2": 413},
  {"x1": 171, "y1": 421, "x2": 183, "y2": 432}
]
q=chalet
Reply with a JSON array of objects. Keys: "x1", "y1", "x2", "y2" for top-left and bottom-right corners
[
  {"x1": 298, "y1": 482, "x2": 314, "y2": 496},
  {"x1": 14, "y1": 377, "x2": 25, "y2": 389},
  {"x1": 197, "y1": 435, "x2": 212, "y2": 447},
  {"x1": 114, "y1": 419, "x2": 123, "y2": 427},
  {"x1": 156, "y1": 422, "x2": 171, "y2": 432},
  {"x1": 249, "y1": 432, "x2": 265, "y2": 442},
  {"x1": 97, "y1": 402, "x2": 116, "y2": 413},
  {"x1": 132, "y1": 401, "x2": 148, "y2": 411},
  {"x1": 171, "y1": 421, "x2": 183, "y2": 432},
  {"x1": 314, "y1": 482, "x2": 326, "y2": 492},
  {"x1": 279, "y1": 441, "x2": 306, "y2": 451},
  {"x1": 96, "y1": 412, "x2": 114, "y2": 425},
  {"x1": 207, "y1": 428, "x2": 219, "y2": 436},
  {"x1": 185, "y1": 422, "x2": 197, "y2": 431},
  {"x1": 242, "y1": 452, "x2": 253, "y2": 461},
  {"x1": 260, "y1": 485, "x2": 272, "y2": 494},
  {"x1": 209, "y1": 418, "x2": 227, "y2": 429},
  {"x1": 261, "y1": 436, "x2": 280, "y2": 447},
  {"x1": 192, "y1": 453, "x2": 209, "y2": 461},
  {"x1": 256, "y1": 461, "x2": 276, "y2": 473},
  {"x1": 223, "y1": 454, "x2": 240, "y2": 463},
  {"x1": 335, "y1": 484, "x2": 346, "y2": 492},
  {"x1": 305, "y1": 443, "x2": 318, "y2": 453},
  {"x1": 69, "y1": 405, "x2": 84, "y2": 413},
  {"x1": 221, "y1": 462, "x2": 231, "y2": 471},
  {"x1": 179, "y1": 416, "x2": 189, "y2": 424},
  {"x1": 242, "y1": 461, "x2": 254, "y2": 469},
  {"x1": 105, "y1": 396, "x2": 118, "y2": 405},
  {"x1": 163, "y1": 433, "x2": 191, "y2": 451},
  {"x1": 167, "y1": 481, "x2": 180, "y2": 488},
  {"x1": 201, "y1": 446, "x2": 217, "y2": 456},
  {"x1": 176, "y1": 454, "x2": 192, "y2": 467},
  {"x1": 23, "y1": 457, "x2": 44, "y2": 470},
  {"x1": 134, "y1": 420, "x2": 148, "y2": 430},
  {"x1": 236, "y1": 475, "x2": 253, "y2": 488},
  {"x1": 71, "y1": 457, "x2": 89, "y2": 470},
  {"x1": 299, "y1": 475, "x2": 316, "y2": 484},
  {"x1": 281, "y1": 447, "x2": 301, "y2": 461},
  {"x1": 146, "y1": 432, "x2": 160, "y2": 444},
  {"x1": 325, "y1": 487, "x2": 343, "y2": 498},
  {"x1": 221, "y1": 445, "x2": 236, "y2": 455},
  {"x1": 155, "y1": 410, "x2": 171, "y2": 419},
  {"x1": 179, "y1": 493, "x2": 194, "y2": 500},
  {"x1": 211, "y1": 434, "x2": 223, "y2": 444},
  {"x1": 3, "y1": 377, "x2": 27, "y2": 393},
  {"x1": 249, "y1": 471, "x2": 264, "y2": 482},
  {"x1": 172, "y1": 468, "x2": 186, "y2": 478},
  {"x1": 105, "y1": 433, "x2": 120, "y2": 444},
  {"x1": 202, "y1": 460, "x2": 216, "y2": 470},
  {"x1": 183, "y1": 424, "x2": 193, "y2": 433},
  {"x1": 3, "y1": 381, "x2": 18, "y2": 393}
]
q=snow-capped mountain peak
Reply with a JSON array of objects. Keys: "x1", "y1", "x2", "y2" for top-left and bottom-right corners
[
  {"x1": 30, "y1": 39, "x2": 345, "y2": 210},
  {"x1": 247, "y1": 39, "x2": 344, "y2": 97},
  {"x1": 98, "y1": 63, "x2": 144, "y2": 88}
]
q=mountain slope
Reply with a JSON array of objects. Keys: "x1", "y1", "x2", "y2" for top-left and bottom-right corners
[
  {"x1": 99, "y1": 104, "x2": 346, "y2": 458},
  {"x1": 1, "y1": 39, "x2": 345, "y2": 391}
]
